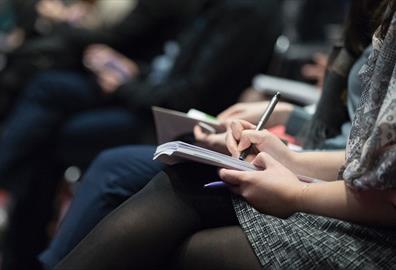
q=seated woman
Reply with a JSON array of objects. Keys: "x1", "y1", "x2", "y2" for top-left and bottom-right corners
[
  {"x1": 40, "y1": 0, "x2": 377, "y2": 267},
  {"x1": 55, "y1": 1, "x2": 396, "y2": 269}
]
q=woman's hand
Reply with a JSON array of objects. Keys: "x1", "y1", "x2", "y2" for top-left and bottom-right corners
[
  {"x1": 219, "y1": 152, "x2": 303, "y2": 218},
  {"x1": 217, "y1": 101, "x2": 294, "y2": 127},
  {"x1": 225, "y1": 120, "x2": 295, "y2": 165},
  {"x1": 193, "y1": 125, "x2": 229, "y2": 154}
]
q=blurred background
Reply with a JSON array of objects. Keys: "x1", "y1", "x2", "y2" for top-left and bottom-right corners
[{"x1": 0, "y1": 0, "x2": 351, "y2": 269}]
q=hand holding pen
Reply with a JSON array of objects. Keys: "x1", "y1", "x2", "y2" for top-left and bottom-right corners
[
  {"x1": 206, "y1": 92, "x2": 323, "y2": 189},
  {"x1": 207, "y1": 92, "x2": 287, "y2": 188},
  {"x1": 223, "y1": 92, "x2": 282, "y2": 162},
  {"x1": 238, "y1": 92, "x2": 281, "y2": 160}
]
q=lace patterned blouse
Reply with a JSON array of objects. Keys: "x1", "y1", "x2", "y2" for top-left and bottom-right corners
[{"x1": 342, "y1": 12, "x2": 396, "y2": 190}]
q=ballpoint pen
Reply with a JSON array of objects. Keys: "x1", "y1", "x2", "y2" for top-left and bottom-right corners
[
  {"x1": 239, "y1": 92, "x2": 281, "y2": 160},
  {"x1": 204, "y1": 181, "x2": 226, "y2": 188}
]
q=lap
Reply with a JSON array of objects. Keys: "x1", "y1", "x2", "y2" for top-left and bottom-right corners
[
  {"x1": 234, "y1": 198, "x2": 396, "y2": 269},
  {"x1": 174, "y1": 226, "x2": 261, "y2": 270},
  {"x1": 23, "y1": 70, "x2": 102, "y2": 110}
]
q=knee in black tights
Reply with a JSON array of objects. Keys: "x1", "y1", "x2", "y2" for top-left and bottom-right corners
[
  {"x1": 56, "y1": 164, "x2": 252, "y2": 270},
  {"x1": 173, "y1": 226, "x2": 261, "y2": 270}
]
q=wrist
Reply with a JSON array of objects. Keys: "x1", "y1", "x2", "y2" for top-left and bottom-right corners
[
  {"x1": 295, "y1": 183, "x2": 310, "y2": 213},
  {"x1": 284, "y1": 150, "x2": 299, "y2": 173}
]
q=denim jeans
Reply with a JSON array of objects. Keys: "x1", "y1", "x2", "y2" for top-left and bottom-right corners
[
  {"x1": 40, "y1": 145, "x2": 164, "y2": 269},
  {"x1": 0, "y1": 71, "x2": 141, "y2": 269}
]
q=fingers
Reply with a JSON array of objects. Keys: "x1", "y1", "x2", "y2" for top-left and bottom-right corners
[
  {"x1": 230, "y1": 120, "x2": 256, "y2": 141},
  {"x1": 230, "y1": 120, "x2": 259, "y2": 153},
  {"x1": 225, "y1": 120, "x2": 256, "y2": 157},
  {"x1": 225, "y1": 125, "x2": 239, "y2": 157},
  {"x1": 84, "y1": 45, "x2": 112, "y2": 65},
  {"x1": 193, "y1": 125, "x2": 208, "y2": 142},
  {"x1": 97, "y1": 70, "x2": 121, "y2": 94},
  {"x1": 219, "y1": 168, "x2": 246, "y2": 187},
  {"x1": 84, "y1": 45, "x2": 108, "y2": 71},
  {"x1": 237, "y1": 129, "x2": 270, "y2": 152},
  {"x1": 252, "y1": 152, "x2": 277, "y2": 169},
  {"x1": 122, "y1": 59, "x2": 140, "y2": 78}
]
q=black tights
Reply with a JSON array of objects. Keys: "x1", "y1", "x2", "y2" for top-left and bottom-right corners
[{"x1": 56, "y1": 164, "x2": 261, "y2": 270}]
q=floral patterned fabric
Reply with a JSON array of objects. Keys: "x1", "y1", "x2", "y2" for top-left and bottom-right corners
[{"x1": 342, "y1": 12, "x2": 396, "y2": 190}]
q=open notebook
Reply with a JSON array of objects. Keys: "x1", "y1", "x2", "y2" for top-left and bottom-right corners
[{"x1": 154, "y1": 141, "x2": 321, "y2": 183}]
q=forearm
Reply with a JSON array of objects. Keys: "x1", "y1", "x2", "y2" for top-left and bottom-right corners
[
  {"x1": 297, "y1": 181, "x2": 396, "y2": 226},
  {"x1": 288, "y1": 151, "x2": 345, "y2": 180}
]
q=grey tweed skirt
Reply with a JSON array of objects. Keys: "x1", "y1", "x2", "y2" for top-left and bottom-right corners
[{"x1": 232, "y1": 197, "x2": 396, "y2": 269}]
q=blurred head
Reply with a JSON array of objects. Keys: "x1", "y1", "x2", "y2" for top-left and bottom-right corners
[
  {"x1": 343, "y1": 0, "x2": 393, "y2": 56},
  {"x1": 377, "y1": 0, "x2": 396, "y2": 38}
]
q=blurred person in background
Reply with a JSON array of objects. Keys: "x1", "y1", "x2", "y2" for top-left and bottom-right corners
[
  {"x1": 0, "y1": 0, "x2": 282, "y2": 269},
  {"x1": 0, "y1": 0, "x2": 198, "y2": 122},
  {"x1": 236, "y1": 0, "x2": 350, "y2": 110}
]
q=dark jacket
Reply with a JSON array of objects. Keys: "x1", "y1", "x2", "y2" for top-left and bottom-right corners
[
  {"x1": 56, "y1": 0, "x2": 208, "y2": 63},
  {"x1": 0, "y1": 0, "x2": 207, "y2": 120},
  {"x1": 116, "y1": 0, "x2": 282, "y2": 115}
]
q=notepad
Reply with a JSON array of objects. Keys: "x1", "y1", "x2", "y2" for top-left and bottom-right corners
[
  {"x1": 154, "y1": 141, "x2": 322, "y2": 183},
  {"x1": 152, "y1": 107, "x2": 225, "y2": 144}
]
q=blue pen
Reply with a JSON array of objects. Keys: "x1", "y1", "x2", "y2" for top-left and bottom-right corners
[{"x1": 204, "y1": 181, "x2": 227, "y2": 188}]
